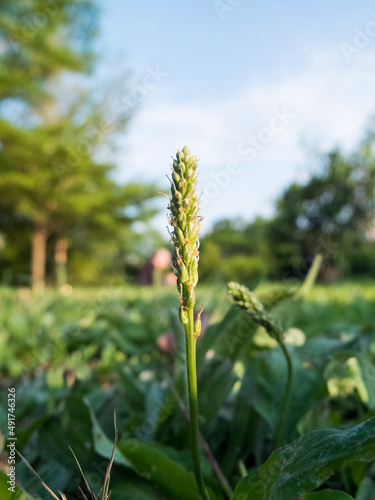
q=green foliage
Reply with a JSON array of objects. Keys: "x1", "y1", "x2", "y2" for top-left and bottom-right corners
[
  {"x1": 0, "y1": 1, "x2": 162, "y2": 288},
  {"x1": 0, "y1": 0, "x2": 98, "y2": 103},
  {"x1": 198, "y1": 143, "x2": 375, "y2": 284},
  {"x1": 0, "y1": 471, "x2": 40, "y2": 500},
  {"x1": 232, "y1": 418, "x2": 375, "y2": 500},
  {"x1": 117, "y1": 441, "x2": 206, "y2": 500},
  {"x1": 221, "y1": 255, "x2": 268, "y2": 284},
  {"x1": 302, "y1": 491, "x2": 355, "y2": 499},
  {"x1": 1, "y1": 283, "x2": 375, "y2": 499},
  {"x1": 268, "y1": 149, "x2": 375, "y2": 280},
  {"x1": 199, "y1": 218, "x2": 271, "y2": 284}
]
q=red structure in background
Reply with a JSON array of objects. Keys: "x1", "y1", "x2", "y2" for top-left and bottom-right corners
[{"x1": 138, "y1": 248, "x2": 176, "y2": 286}]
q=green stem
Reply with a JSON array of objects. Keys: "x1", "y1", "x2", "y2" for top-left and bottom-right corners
[
  {"x1": 184, "y1": 307, "x2": 211, "y2": 500},
  {"x1": 275, "y1": 340, "x2": 293, "y2": 448},
  {"x1": 171, "y1": 385, "x2": 233, "y2": 498}
]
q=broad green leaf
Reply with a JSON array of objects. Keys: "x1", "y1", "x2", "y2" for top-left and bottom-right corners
[
  {"x1": 196, "y1": 306, "x2": 241, "y2": 364},
  {"x1": 117, "y1": 439, "x2": 214, "y2": 500},
  {"x1": 232, "y1": 418, "x2": 375, "y2": 500},
  {"x1": 213, "y1": 309, "x2": 257, "y2": 362},
  {"x1": 84, "y1": 398, "x2": 131, "y2": 467},
  {"x1": 302, "y1": 490, "x2": 355, "y2": 499},
  {"x1": 36, "y1": 395, "x2": 93, "y2": 468},
  {"x1": 198, "y1": 359, "x2": 237, "y2": 427},
  {"x1": 86, "y1": 387, "x2": 214, "y2": 496},
  {"x1": 144, "y1": 381, "x2": 166, "y2": 440},
  {"x1": 221, "y1": 336, "x2": 344, "y2": 475},
  {"x1": 245, "y1": 337, "x2": 355, "y2": 443},
  {"x1": 221, "y1": 359, "x2": 270, "y2": 476},
  {"x1": 16, "y1": 414, "x2": 51, "y2": 450},
  {"x1": 356, "y1": 476, "x2": 375, "y2": 500},
  {"x1": 109, "y1": 478, "x2": 165, "y2": 500},
  {"x1": 357, "y1": 351, "x2": 375, "y2": 410}
]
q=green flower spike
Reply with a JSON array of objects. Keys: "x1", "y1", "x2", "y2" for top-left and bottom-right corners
[
  {"x1": 169, "y1": 146, "x2": 202, "y2": 337},
  {"x1": 168, "y1": 147, "x2": 210, "y2": 500}
]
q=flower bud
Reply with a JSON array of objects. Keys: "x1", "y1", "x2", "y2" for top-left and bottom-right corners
[
  {"x1": 194, "y1": 314, "x2": 201, "y2": 338},
  {"x1": 179, "y1": 262, "x2": 189, "y2": 283},
  {"x1": 179, "y1": 306, "x2": 189, "y2": 324}
]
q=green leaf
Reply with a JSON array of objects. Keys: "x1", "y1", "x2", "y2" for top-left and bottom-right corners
[
  {"x1": 16, "y1": 414, "x2": 51, "y2": 450},
  {"x1": 196, "y1": 306, "x2": 241, "y2": 364},
  {"x1": 232, "y1": 418, "x2": 375, "y2": 500},
  {"x1": 86, "y1": 399, "x2": 213, "y2": 499},
  {"x1": 302, "y1": 490, "x2": 355, "y2": 499},
  {"x1": 117, "y1": 439, "x2": 214, "y2": 500},
  {"x1": 84, "y1": 397, "x2": 131, "y2": 467},
  {"x1": 221, "y1": 359, "x2": 270, "y2": 476},
  {"x1": 198, "y1": 359, "x2": 237, "y2": 428},
  {"x1": 356, "y1": 476, "x2": 375, "y2": 500},
  {"x1": 357, "y1": 351, "x2": 375, "y2": 410},
  {"x1": 109, "y1": 477, "x2": 166, "y2": 500},
  {"x1": 236, "y1": 337, "x2": 355, "y2": 444},
  {"x1": 298, "y1": 254, "x2": 323, "y2": 297},
  {"x1": 213, "y1": 308, "x2": 257, "y2": 362}
]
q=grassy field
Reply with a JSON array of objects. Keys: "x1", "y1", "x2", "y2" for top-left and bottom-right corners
[{"x1": 0, "y1": 281, "x2": 375, "y2": 499}]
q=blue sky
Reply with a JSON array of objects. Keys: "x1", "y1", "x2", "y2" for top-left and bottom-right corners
[{"x1": 96, "y1": 0, "x2": 375, "y2": 234}]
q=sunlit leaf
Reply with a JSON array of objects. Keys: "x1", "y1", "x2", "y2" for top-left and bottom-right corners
[{"x1": 232, "y1": 418, "x2": 375, "y2": 500}]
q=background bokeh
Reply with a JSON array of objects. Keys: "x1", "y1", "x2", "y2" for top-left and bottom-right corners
[{"x1": 1, "y1": 3, "x2": 375, "y2": 500}]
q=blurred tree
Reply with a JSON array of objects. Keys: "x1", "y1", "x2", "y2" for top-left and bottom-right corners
[
  {"x1": 268, "y1": 149, "x2": 375, "y2": 280},
  {"x1": 0, "y1": 114, "x2": 161, "y2": 289},
  {"x1": 199, "y1": 218, "x2": 271, "y2": 284},
  {"x1": 0, "y1": 0, "x2": 99, "y2": 291},
  {"x1": 0, "y1": 0, "x2": 97, "y2": 105},
  {"x1": 199, "y1": 141, "x2": 375, "y2": 284},
  {"x1": 0, "y1": 0, "x2": 161, "y2": 290}
]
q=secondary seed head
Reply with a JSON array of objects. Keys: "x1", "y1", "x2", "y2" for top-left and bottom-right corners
[
  {"x1": 168, "y1": 146, "x2": 201, "y2": 308},
  {"x1": 228, "y1": 281, "x2": 283, "y2": 341}
]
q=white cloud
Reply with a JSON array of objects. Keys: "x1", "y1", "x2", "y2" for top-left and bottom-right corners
[{"x1": 116, "y1": 46, "x2": 375, "y2": 232}]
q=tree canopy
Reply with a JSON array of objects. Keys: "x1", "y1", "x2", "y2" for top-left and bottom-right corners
[
  {"x1": 0, "y1": 0, "x2": 162, "y2": 289},
  {"x1": 199, "y1": 137, "x2": 375, "y2": 283}
]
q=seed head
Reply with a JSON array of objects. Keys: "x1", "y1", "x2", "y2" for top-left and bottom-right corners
[
  {"x1": 228, "y1": 281, "x2": 283, "y2": 341},
  {"x1": 168, "y1": 146, "x2": 201, "y2": 308}
]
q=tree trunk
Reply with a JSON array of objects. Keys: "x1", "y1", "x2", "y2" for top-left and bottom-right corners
[
  {"x1": 55, "y1": 238, "x2": 68, "y2": 289},
  {"x1": 31, "y1": 224, "x2": 48, "y2": 293}
]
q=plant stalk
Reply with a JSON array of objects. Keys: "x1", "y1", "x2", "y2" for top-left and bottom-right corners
[
  {"x1": 167, "y1": 147, "x2": 209, "y2": 499},
  {"x1": 275, "y1": 340, "x2": 293, "y2": 448},
  {"x1": 184, "y1": 307, "x2": 211, "y2": 500},
  {"x1": 171, "y1": 383, "x2": 233, "y2": 498}
]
